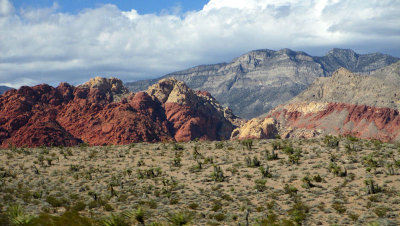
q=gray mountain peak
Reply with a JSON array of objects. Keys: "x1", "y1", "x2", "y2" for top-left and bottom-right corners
[{"x1": 126, "y1": 48, "x2": 399, "y2": 119}]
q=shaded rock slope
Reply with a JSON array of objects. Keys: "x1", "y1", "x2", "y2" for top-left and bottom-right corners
[
  {"x1": 0, "y1": 77, "x2": 238, "y2": 147},
  {"x1": 126, "y1": 48, "x2": 399, "y2": 119},
  {"x1": 232, "y1": 62, "x2": 400, "y2": 142},
  {"x1": 0, "y1": 86, "x2": 11, "y2": 95}
]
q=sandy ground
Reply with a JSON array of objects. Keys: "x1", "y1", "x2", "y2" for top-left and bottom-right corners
[{"x1": 0, "y1": 137, "x2": 399, "y2": 225}]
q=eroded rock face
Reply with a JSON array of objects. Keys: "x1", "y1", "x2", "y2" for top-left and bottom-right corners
[
  {"x1": 231, "y1": 117, "x2": 277, "y2": 140},
  {"x1": 267, "y1": 102, "x2": 400, "y2": 142},
  {"x1": 234, "y1": 65, "x2": 400, "y2": 142},
  {"x1": 56, "y1": 91, "x2": 173, "y2": 146},
  {"x1": 0, "y1": 77, "x2": 237, "y2": 147},
  {"x1": 0, "y1": 85, "x2": 83, "y2": 147},
  {"x1": 127, "y1": 48, "x2": 399, "y2": 119},
  {"x1": 146, "y1": 78, "x2": 239, "y2": 141}
]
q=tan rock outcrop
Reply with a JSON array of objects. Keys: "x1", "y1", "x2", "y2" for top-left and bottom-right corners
[
  {"x1": 146, "y1": 78, "x2": 238, "y2": 141},
  {"x1": 231, "y1": 117, "x2": 277, "y2": 139}
]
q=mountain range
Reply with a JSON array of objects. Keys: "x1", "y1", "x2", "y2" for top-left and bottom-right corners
[
  {"x1": 1, "y1": 48, "x2": 400, "y2": 147},
  {"x1": 232, "y1": 62, "x2": 400, "y2": 142},
  {"x1": 126, "y1": 48, "x2": 399, "y2": 119}
]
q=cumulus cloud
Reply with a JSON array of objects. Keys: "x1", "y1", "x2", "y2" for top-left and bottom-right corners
[{"x1": 0, "y1": 0, "x2": 399, "y2": 87}]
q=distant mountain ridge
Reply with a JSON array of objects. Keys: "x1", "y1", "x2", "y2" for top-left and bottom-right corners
[
  {"x1": 290, "y1": 62, "x2": 400, "y2": 110},
  {"x1": 232, "y1": 63, "x2": 400, "y2": 142},
  {"x1": 126, "y1": 48, "x2": 399, "y2": 119}
]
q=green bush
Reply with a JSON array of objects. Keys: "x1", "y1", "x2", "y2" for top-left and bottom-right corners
[
  {"x1": 72, "y1": 201, "x2": 86, "y2": 212},
  {"x1": 288, "y1": 201, "x2": 309, "y2": 224},
  {"x1": 46, "y1": 196, "x2": 63, "y2": 208},
  {"x1": 166, "y1": 211, "x2": 193, "y2": 226},
  {"x1": 31, "y1": 211, "x2": 94, "y2": 226}
]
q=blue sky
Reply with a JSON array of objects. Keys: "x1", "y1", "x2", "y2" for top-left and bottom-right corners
[
  {"x1": 1, "y1": 0, "x2": 400, "y2": 88},
  {"x1": 11, "y1": 0, "x2": 208, "y2": 14}
]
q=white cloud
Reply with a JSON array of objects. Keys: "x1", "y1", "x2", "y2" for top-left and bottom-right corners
[
  {"x1": 0, "y1": 0, "x2": 13, "y2": 17},
  {"x1": 0, "y1": 0, "x2": 399, "y2": 88}
]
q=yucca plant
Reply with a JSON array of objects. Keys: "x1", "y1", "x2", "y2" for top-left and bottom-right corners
[
  {"x1": 123, "y1": 207, "x2": 146, "y2": 225},
  {"x1": 166, "y1": 211, "x2": 193, "y2": 226},
  {"x1": 7, "y1": 205, "x2": 34, "y2": 226},
  {"x1": 102, "y1": 213, "x2": 129, "y2": 226}
]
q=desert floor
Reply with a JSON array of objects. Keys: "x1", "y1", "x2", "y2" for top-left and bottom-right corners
[{"x1": 0, "y1": 137, "x2": 399, "y2": 225}]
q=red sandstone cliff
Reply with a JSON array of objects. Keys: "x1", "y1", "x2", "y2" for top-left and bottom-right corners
[{"x1": 0, "y1": 77, "x2": 237, "y2": 147}]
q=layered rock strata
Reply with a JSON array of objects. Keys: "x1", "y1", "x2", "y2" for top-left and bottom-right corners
[{"x1": 0, "y1": 78, "x2": 237, "y2": 147}]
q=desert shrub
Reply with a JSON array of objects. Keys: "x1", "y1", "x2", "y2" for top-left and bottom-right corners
[
  {"x1": 72, "y1": 201, "x2": 86, "y2": 212},
  {"x1": 213, "y1": 213, "x2": 226, "y2": 221},
  {"x1": 172, "y1": 143, "x2": 184, "y2": 151},
  {"x1": 348, "y1": 212, "x2": 359, "y2": 222},
  {"x1": 255, "y1": 179, "x2": 267, "y2": 192},
  {"x1": 166, "y1": 211, "x2": 193, "y2": 226},
  {"x1": 104, "y1": 204, "x2": 114, "y2": 212},
  {"x1": 245, "y1": 156, "x2": 261, "y2": 167},
  {"x1": 30, "y1": 211, "x2": 94, "y2": 226},
  {"x1": 365, "y1": 179, "x2": 383, "y2": 194},
  {"x1": 259, "y1": 165, "x2": 272, "y2": 178},
  {"x1": 362, "y1": 154, "x2": 379, "y2": 172},
  {"x1": 346, "y1": 136, "x2": 359, "y2": 142},
  {"x1": 32, "y1": 191, "x2": 43, "y2": 199},
  {"x1": 373, "y1": 206, "x2": 389, "y2": 218},
  {"x1": 211, "y1": 200, "x2": 222, "y2": 212},
  {"x1": 301, "y1": 175, "x2": 314, "y2": 189},
  {"x1": 211, "y1": 165, "x2": 225, "y2": 182},
  {"x1": 137, "y1": 168, "x2": 162, "y2": 179},
  {"x1": 328, "y1": 163, "x2": 347, "y2": 177},
  {"x1": 324, "y1": 135, "x2": 340, "y2": 148},
  {"x1": 46, "y1": 196, "x2": 63, "y2": 208},
  {"x1": 284, "y1": 184, "x2": 298, "y2": 198},
  {"x1": 257, "y1": 211, "x2": 280, "y2": 225},
  {"x1": 241, "y1": 139, "x2": 253, "y2": 150},
  {"x1": 312, "y1": 174, "x2": 323, "y2": 183},
  {"x1": 102, "y1": 213, "x2": 130, "y2": 226},
  {"x1": 146, "y1": 199, "x2": 157, "y2": 209},
  {"x1": 215, "y1": 142, "x2": 224, "y2": 149},
  {"x1": 288, "y1": 201, "x2": 309, "y2": 225},
  {"x1": 265, "y1": 149, "x2": 278, "y2": 160},
  {"x1": 124, "y1": 207, "x2": 146, "y2": 225},
  {"x1": 7, "y1": 205, "x2": 34, "y2": 226},
  {"x1": 271, "y1": 141, "x2": 282, "y2": 150},
  {"x1": 288, "y1": 148, "x2": 302, "y2": 165},
  {"x1": 188, "y1": 203, "x2": 198, "y2": 210},
  {"x1": 331, "y1": 200, "x2": 346, "y2": 214}
]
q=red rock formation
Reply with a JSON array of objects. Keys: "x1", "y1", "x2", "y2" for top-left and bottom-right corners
[
  {"x1": 0, "y1": 84, "x2": 82, "y2": 147},
  {"x1": 57, "y1": 91, "x2": 173, "y2": 146},
  {"x1": 146, "y1": 78, "x2": 237, "y2": 142},
  {"x1": 234, "y1": 66, "x2": 400, "y2": 142},
  {"x1": 0, "y1": 77, "x2": 237, "y2": 147},
  {"x1": 266, "y1": 102, "x2": 400, "y2": 142}
]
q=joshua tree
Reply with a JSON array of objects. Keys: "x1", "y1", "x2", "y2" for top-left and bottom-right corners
[
  {"x1": 259, "y1": 165, "x2": 272, "y2": 178},
  {"x1": 211, "y1": 165, "x2": 225, "y2": 182},
  {"x1": 365, "y1": 179, "x2": 382, "y2": 194}
]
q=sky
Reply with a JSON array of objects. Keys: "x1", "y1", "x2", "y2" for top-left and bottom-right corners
[{"x1": 1, "y1": 0, "x2": 400, "y2": 88}]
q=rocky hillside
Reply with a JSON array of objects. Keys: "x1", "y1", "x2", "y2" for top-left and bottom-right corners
[
  {"x1": 232, "y1": 62, "x2": 400, "y2": 142},
  {"x1": 0, "y1": 86, "x2": 11, "y2": 94},
  {"x1": 126, "y1": 48, "x2": 399, "y2": 119},
  {"x1": 0, "y1": 77, "x2": 237, "y2": 147},
  {"x1": 290, "y1": 63, "x2": 400, "y2": 110},
  {"x1": 145, "y1": 78, "x2": 239, "y2": 142}
]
